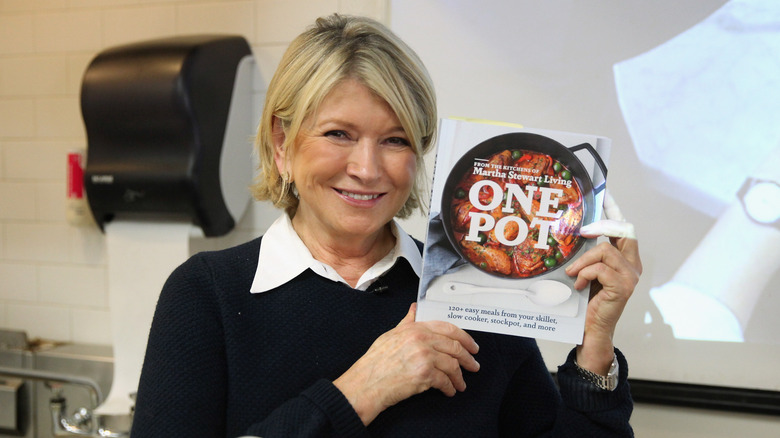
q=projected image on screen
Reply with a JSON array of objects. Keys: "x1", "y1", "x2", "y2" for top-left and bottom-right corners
[{"x1": 614, "y1": 0, "x2": 780, "y2": 343}]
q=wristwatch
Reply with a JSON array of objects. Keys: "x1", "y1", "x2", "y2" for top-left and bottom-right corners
[{"x1": 575, "y1": 353, "x2": 618, "y2": 391}]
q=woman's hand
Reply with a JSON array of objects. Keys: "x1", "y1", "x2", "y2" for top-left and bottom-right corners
[
  {"x1": 333, "y1": 303, "x2": 480, "y2": 425},
  {"x1": 565, "y1": 192, "x2": 642, "y2": 374}
]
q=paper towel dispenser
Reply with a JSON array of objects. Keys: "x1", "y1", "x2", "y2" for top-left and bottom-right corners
[{"x1": 81, "y1": 35, "x2": 256, "y2": 237}]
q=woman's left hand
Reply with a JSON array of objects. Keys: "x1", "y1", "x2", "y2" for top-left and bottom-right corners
[{"x1": 565, "y1": 192, "x2": 642, "y2": 375}]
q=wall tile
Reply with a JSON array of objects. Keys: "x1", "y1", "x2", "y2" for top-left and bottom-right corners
[
  {"x1": 255, "y1": 0, "x2": 339, "y2": 43},
  {"x1": 71, "y1": 307, "x2": 112, "y2": 345},
  {"x1": 0, "y1": 14, "x2": 35, "y2": 54},
  {"x1": 177, "y1": 1, "x2": 254, "y2": 39},
  {"x1": 0, "y1": 223, "x2": 5, "y2": 259},
  {"x1": 7, "y1": 302, "x2": 71, "y2": 342},
  {"x1": 338, "y1": 0, "x2": 387, "y2": 20},
  {"x1": 68, "y1": 54, "x2": 94, "y2": 95},
  {"x1": 5, "y1": 223, "x2": 72, "y2": 263},
  {"x1": 37, "y1": 181, "x2": 67, "y2": 222},
  {"x1": 0, "y1": 182, "x2": 37, "y2": 220},
  {"x1": 34, "y1": 10, "x2": 102, "y2": 53},
  {"x1": 2, "y1": 0, "x2": 67, "y2": 13},
  {"x1": 0, "y1": 262, "x2": 37, "y2": 301},
  {"x1": 0, "y1": 55, "x2": 71, "y2": 96},
  {"x1": 70, "y1": 0, "x2": 140, "y2": 8},
  {"x1": 103, "y1": 5, "x2": 176, "y2": 48},
  {"x1": 39, "y1": 264, "x2": 107, "y2": 307},
  {"x1": 36, "y1": 96, "x2": 85, "y2": 138},
  {"x1": 4, "y1": 141, "x2": 77, "y2": 180},
  {"x1": 136, "y1": 0, "x2": 178, "y2": 5},
  {"x1": 68, "y1": 225, "x2": 107, "y2": 265},
  {"x1": 0, "y1": 98, "x2": 35, "y2": 137}
]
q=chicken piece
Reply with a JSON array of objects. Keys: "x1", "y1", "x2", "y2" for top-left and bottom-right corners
[
  {"x1": 451, "y1": 200, "x2": 479, "y2": 232},
  {"x1": 460, "y1": 240, "x2": 512, "y2": 275},
  {"x1": 517, "y1": 152, "x2": 553, "y2": 174},
  {"x1": 512, "y1": 239, "x2": 549, "y2": 277},
  {"x1": 487, "y1": 150, "x2": 513, "y2": 183},
  {"x1": 549, "y1": 181, "x2": 581, "y2": 205}
]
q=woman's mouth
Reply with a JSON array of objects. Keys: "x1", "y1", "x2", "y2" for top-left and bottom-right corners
[{"x1": 338, "y1": 189, "x2": 382, "y2": 201}]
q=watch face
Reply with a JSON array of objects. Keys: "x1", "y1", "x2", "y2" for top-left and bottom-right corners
[{"x1": 743, "y1": 181, "x2": 780, "y2": 224}]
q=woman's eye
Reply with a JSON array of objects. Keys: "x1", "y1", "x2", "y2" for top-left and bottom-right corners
[
  {"x1": 324, "y1": 130, "x2": 348, "y2": 139},
  {"x1": 386, "y1": 137, "x2": 411, "y2": 147}
]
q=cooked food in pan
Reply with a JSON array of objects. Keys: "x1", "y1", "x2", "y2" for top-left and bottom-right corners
[{"x1": 448, "y1": 149, "x2": 584, "y2": 278}]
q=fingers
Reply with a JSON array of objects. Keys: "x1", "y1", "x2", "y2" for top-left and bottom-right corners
[
  {"x1": 405, "y1": 302, "x2": 481, "y2": 367},
  {"x1": 426, "y1": 326, "x2": 480, "y2": 372},
  {"x1": 423, "y1": 319, "x2": 480, "y2": 355},
  {"x1": 425, "y1": 345, "x2": 467, "y2": 395},
  {"x1": 580, "y1": 190, "x2": 637, "y2": 239},
  {"x1": 566, "y1": 241, "x2": 640, "y2": 291},
  {"x1": 580, "y1": 219, "x2": 636, "y2": 239}
]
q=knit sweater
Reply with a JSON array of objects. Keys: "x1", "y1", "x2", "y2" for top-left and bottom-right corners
[{"x1": 131, "y1": 236, "x2": 633, "y2": 437}]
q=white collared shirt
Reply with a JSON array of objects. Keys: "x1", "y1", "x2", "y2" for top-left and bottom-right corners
[{"x1": 250, "y1": 213, "x2": 422, "y2": 293}]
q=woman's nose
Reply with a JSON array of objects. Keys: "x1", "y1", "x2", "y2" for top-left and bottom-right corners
[{"x1": 346, "y1": 140, "x2": 381, "y2": 182}]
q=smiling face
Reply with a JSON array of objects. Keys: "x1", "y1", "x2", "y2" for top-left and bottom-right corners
[{"x1": 274, "y1": 78, "x2": 417, "y2": 244}]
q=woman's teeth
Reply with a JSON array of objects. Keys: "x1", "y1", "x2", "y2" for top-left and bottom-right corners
[{"x1": 340, "y1": 190, "x2": 380, "y2": 201}]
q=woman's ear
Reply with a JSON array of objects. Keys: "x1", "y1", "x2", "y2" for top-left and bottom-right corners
[{"x1": 272, "y1": 116, "x2": 289, "y2": 179}]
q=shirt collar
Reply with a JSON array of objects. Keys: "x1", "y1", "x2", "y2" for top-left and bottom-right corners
[{"x1": 251, "y1": 213, "x2": 422, "y2": 293}]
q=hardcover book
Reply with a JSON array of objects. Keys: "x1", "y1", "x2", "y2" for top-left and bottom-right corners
[{"x1": 415, "y1": 118, "x2": 610, "y2": 344}]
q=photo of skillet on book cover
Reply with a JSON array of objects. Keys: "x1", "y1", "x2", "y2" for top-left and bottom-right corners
[{"x1": 416, "y1": 118, "x2": 610, "y2": 344}]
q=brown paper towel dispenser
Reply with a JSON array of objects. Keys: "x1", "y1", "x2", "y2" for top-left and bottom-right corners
[{"x1": 81, "y1": 35, "x2": 256, "y2": 237}]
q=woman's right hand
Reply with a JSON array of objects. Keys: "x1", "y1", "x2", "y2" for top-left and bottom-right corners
[{"x1": 333, "y1": 303, "x2": 480, "y2": 425}]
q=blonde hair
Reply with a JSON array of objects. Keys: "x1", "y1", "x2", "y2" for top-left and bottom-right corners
[{"x1": 251, "y1": 14, "x2": 437, "y2": 218}]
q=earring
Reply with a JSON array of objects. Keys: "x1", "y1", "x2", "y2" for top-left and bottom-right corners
[{"x1": 280, "y1": 171, "x2": 290, "y2": 182}]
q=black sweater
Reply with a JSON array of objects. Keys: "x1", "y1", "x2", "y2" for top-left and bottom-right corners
[{"x1": 131, "y1": 236, "x2": 633, "y2": 437}]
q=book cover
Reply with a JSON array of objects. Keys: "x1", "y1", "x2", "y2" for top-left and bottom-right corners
[{"x1": 416, "y1": 118, "x2": 610, "y2": 344}]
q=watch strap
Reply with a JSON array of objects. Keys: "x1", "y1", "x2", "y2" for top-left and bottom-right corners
[{"x1": 574, "y1": 353, "x2": 619, "y2": 391}]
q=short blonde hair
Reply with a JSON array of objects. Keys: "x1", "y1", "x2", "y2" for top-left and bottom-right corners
[{"x1": 251, "y1": 14, "x2": 437, "y2": 218}]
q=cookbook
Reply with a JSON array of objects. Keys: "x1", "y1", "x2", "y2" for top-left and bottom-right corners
[{"x1": 415, "y1": 118, "x2": 610, "y2": 344}]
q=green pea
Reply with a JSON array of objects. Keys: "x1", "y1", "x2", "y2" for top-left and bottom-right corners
[
  {"x1": 547, "y1": 236, "x2": 557, "y2": 246},
  {"x1": 561, "y1": 170, "x2": 572, "y2": 180},
  {"x1": 511, "y1": 150, "x2": 522, "y2": 160},
  {"x1": 455, "y1": 188, "x2": 467, "y2": 199},
  {"x1": 553, "y1": 162, "x2": 562, "y2": 173},
  {"x1": 543, "y1": 257, "x2": 557, "y2": 268}
]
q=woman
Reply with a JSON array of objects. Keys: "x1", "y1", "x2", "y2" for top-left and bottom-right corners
[{"x1": 131, "y1": 14, "x2": 641, "y2": 437}]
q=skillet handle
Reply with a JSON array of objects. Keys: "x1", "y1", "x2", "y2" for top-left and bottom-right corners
[{"x1": 569, "y1": 142, "x2": 608, "y2": 194}]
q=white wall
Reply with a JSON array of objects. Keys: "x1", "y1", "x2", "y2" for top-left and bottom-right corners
[{"x1": 1, "y1": 0, "x2": 777, "y2": 435}]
